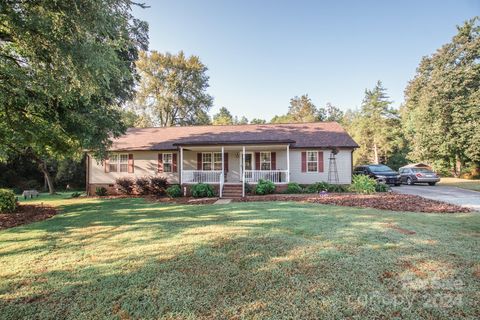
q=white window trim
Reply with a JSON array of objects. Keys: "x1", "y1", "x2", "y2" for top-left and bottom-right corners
[
  {"x1": 306, "y1": 150, "x2": 318, "y2": 173},
  {"x1": 260, "y1": 151, "x2": 271, "y2": 171},
  {"x1": 162, "y1": 153, "x2": 173, "y2": 173},
  {"x1": 201, "y1": 152, "x2": 222, "y2": 171},
  {"x1": 109, "y1": 153, "x2": 129, "y2": 173}
]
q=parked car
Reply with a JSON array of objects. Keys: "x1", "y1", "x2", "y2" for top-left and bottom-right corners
[
  {"x1": 399, "y1": 167, "x2": 440, "y2": 186},
  {"x1": 353, "y1": 164, "x2": 401, "y2": 186}
]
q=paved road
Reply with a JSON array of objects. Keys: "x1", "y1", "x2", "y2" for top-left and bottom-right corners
[{"x1": 392, "y1": 185, "x2": 480, "y2": 211}]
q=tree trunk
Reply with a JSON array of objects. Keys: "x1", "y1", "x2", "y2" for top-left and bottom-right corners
[{"x1": 39, "y1": 161, "x2": 56, "y2": 194}]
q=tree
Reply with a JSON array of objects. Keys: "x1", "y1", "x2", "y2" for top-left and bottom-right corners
[
  {"x1": 0, "y1": 0, "x2": 148, "y2": 193},
  {"x1": 323, "y1": 103, "x2": 344, "y2": 122},
  {"x1": 402, "y1": 18, "x2": 480, "y2": 176},
  {"x1": 237, "y1": 116, "x2": 249, "y2": 125},
  {"x1": 271, "y1": 94, "x2": 322, "y2": 123},
  {"x1": 135, "y1": 50, "x2": 213, "y2": 127},
  {"x1": 346, "y1": 81, "x2": 403, "y2": 165},
  {"x1": 287, "y1": 94, "x2": 322, "y2": 122},
  {"x1": 212, "y1": 107, "x2": 234, "y2": 125},
  {"x1": 250, "y1": 118, "x2": 266, "y2": 124}
]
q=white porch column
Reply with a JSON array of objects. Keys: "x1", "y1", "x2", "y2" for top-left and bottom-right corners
[
  {"x1": 221, "y1": 146, "x2": 224, "y2": 198},
  {"x1": 242, "y1": 146, "x2": 246, "y2": 197},
  {"x1": 180, "y1": 147, "x2": 183, "y2": 185},
  {"x1": 286, "y1": 144, "x2": 290, "y2": 183}
]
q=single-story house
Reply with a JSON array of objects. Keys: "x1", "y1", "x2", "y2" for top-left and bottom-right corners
[{"x1": 86, "y1": 122, "x2": 359, "y2": 197}]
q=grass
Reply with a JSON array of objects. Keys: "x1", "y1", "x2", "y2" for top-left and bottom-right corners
[
  {"x1": 438, "y1": 177, "x2": 480, "y2": 192},
  {"x1": 0, "y1": 196, "x2": 479, "y2": 319}
]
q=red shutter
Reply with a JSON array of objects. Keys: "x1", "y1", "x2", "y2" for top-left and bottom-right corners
[
  {"x1": 128, "y1": 154, "x2": 134, "y2": 173},
  {"x1": 271, "y1": 152, "x2": 276, "y2": 170},
  {"x1": 301, "y1": 152, "x2": 306, "y2": 172},
  {"x1": 318, "y1": 151, "x2": 324, "y2": 172},
  {"x1": 172, "y1": 153, "x2": 177, "y2": 172},
  {"x1": 158, "y1": 153, "x2": 163, "y2": 172},
  {"x1": 197, "y1": 153, "x2": 202, "y2": 170},
  {"x1": 224, "y1": 153, "x2": 229, "y2": 172},
  {"x1": 255, "y1": 152, "x2": 260, "y2": 170},
  {"x1": 104, "y1": 157, "x2": 110, "y2": 173}
]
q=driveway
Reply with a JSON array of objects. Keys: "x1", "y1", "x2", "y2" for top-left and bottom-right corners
[{"x1": 393, "y1": 185, "x2": 480, "y2": 211}]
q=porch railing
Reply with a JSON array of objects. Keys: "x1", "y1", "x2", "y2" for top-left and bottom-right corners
[
  {"x1": 244, "y1": 170, "x2": 289, "y2": 183},
  {"x1": 183, "y1": 170, "x2": 222, "y2": 183}
]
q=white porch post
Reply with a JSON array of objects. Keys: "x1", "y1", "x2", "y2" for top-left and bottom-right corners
[
  {"x1": 286, "y1": 144, "x2": 290, "y2": 183},
  {"x1": 180, "y1": 147, "x2": 183, "y2": 185},
  {"x1": 221, "y1": 146, "x2": 224, "y2": 198},
  {"x1": 242, "y1": 146, "x2": 246, "y2": 197}
]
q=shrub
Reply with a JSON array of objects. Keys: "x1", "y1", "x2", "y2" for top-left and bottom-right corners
[
  {"x1": 95, "y1": 187, "x2": 108, "y2": 196},
  {"x1": 0, "y1": 189, "x2": 16, "y2": 213},
  {"x1": 303, "y1": 182, "x2": 349, "y2": 193},
  {"x1": 166, "y1": 185, "x2": 182, "y2": 198},
  {"x1": 244, "y1": 182, "x2": 253, "y2": 195},
  {"x1": 116, "y1": 177, "x2": 135, "y2": 195},
  {"x1": 255, "y1": 179, "x2": 276, "y2": 195},
  {"x1": 375, "y1": 182, "x2": 390, "y2": 192},
  {"x1": 191, "y1": 183, "x2": 215, "y2": 197},
  {"x1": 150, "y1": 177, "x2": 168, "y2": 196},
  {"x1": 285, "y1": 182, "x2": 303, "y2": 194},
  {"x1": 12, "y1": 187, "x2": 23, "y2": 195},
  {"x1": 135, "y1": 177, "x2": 151, "y2": 195},
  {"x1": 350, "y1": 175, "x2": 377, "y2": 194},
  {"x1": 70, "y1": 191, "x2": 82, "y2": 198}
]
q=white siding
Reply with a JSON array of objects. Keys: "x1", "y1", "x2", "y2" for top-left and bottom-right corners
[
  {"x1": 89, "y1": 148, "x2": 353, "y2": 185},
  {"x1": 289, "y1": 149, "x2": 352, "y2": 184},
  {"x1": 89, "y1": 151, "x2": 179, "y2": 184}
]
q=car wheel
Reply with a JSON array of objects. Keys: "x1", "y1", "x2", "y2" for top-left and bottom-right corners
[
  {"x1": 407, "y1": 177, "x2": 414, "y2": 185},
  {"x1": 428, "y1": 182, "x2": 436, "y2": 186},
  {"x1": 394, "y1": 183, "x2": 401, "y2": 186}
]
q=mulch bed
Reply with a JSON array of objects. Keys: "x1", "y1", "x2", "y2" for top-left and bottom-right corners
[
  {"x1": 234, "y1": 193, "x2": 471, "y2": 213},
  {"x1": 0, "y1": 204, "x2": 57, "y2": 230}
]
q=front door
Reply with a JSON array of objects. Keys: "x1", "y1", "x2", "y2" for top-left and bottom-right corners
[{"x1": 240, "y1": 152, "x2": 253, "y2": 180}]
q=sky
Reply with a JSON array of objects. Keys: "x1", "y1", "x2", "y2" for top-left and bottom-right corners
[{"x1": 132, "y1": 0, "x2": 478, "y2": 120}]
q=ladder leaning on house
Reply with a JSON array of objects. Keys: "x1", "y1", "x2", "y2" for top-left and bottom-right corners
[{"x1": 328, "y1": 151, "x2": 339, "y2": 184}]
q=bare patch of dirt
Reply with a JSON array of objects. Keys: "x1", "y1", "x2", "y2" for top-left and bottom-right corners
[
  {"x1": 0, "y1": 205, "x2": 57, "y2": 230},
  {"x1": 385, "y1": 223, "x2": 416, "y2": 235},
  {"x1": 235, "y1": 193, "x2": 470, "y2": 213}
]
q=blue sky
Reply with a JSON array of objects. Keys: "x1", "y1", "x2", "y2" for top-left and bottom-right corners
[{"x1": 132, "y1": 0, "x2": 478, "y2": 120}]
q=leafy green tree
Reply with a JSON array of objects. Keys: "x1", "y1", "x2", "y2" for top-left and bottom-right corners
[
  {"x1": 250, "y1": 118, "x2": 266, "y2": 124},
  {"x1": 323, "y1": 103, "x2": 344, "y2": 122},
  {"x1": 212, "y1": 107, "x2": 234, "y2": 125},
  {"x1": 237, "y1": 116, "x2": 249, "y2": 125},
  {"x1": 402, "y1": 18, "x2": 480, "y2": 176},
  {"x1": 0, "y1": 0, "x2": 148, "y2": 193},
  {"x1": 346, "y1": 81, "x2": 403, "y2": 165},
  {"x1": 271, "y1": 94, "x2": 323, "y2": 123},
  {"x1": 135, "y1": 50, "x2": 213, "y2": 127}
]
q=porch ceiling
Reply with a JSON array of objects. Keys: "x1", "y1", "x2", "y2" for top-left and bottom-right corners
[{"x1": 182, "y1": 144, "x2": 290, "y2": 151}]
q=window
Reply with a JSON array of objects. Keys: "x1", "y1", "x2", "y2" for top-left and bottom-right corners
[
  {"x1": 108, "y1": 154, "x2": 129, "y2": 172},
  {"x1": 260, "y1": 152, "x2": 271, "y2": 170},
  {"x1": 213, "y1": 152, "x2": 222, "y2": 170},
  {"x1": 202, "y1": 153, "x2": 212, "y2": 171},
  {"x1": 202, "y1": 152, "x2": 222, "y2": 171},
  {"x1": 307, "y1": 151, "x2": 318, "y2": 172},
  {"x1": 163, "y1": 153, "x2": 172, "y2": 172}
]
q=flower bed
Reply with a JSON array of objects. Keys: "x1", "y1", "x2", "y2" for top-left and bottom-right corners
[
  {"x1": 235, "y1": 193, "x2": 470, "y2": 213},
  {"x1": 0, "y1": 204, "x2": 57, "y2": 230}
]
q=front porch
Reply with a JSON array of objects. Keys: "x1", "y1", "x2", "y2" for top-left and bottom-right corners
[{"x1": 177, "y1": 144, "x2": 291, "y2": 197}]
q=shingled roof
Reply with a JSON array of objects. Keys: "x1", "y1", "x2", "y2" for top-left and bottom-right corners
[{"x1": 109, "y1": 122, "x2": 358, "y2": 151}]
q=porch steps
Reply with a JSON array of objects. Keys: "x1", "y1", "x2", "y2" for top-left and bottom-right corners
[{"x1": 222, "y1": 184, "x2": 243, "y2": 198}]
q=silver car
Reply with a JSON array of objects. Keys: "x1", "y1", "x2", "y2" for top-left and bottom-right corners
[{"x1": 399, "y1": 167, "x2": 440, "y2": 186}]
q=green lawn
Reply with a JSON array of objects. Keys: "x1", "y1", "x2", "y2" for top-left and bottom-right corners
[
  {"x1": 439, "y1": 177, "x2": 480, "y2": 192},
  {"x1": 0, "y1": 196, "x2": 479, "y2": 319}
]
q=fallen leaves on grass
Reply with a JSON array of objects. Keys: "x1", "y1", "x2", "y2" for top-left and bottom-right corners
[
  {"x1": 236, "y1": 193, "x2": 470, "y2": 213},
  {"x1": 0, "y1": 204, "x2": 57, "y2": 230}
]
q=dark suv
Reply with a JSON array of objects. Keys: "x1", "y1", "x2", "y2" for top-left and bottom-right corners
[{"x1": 353, "y1": 164, "x2": 401, "y2": 186}]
